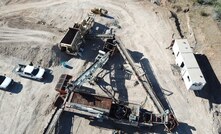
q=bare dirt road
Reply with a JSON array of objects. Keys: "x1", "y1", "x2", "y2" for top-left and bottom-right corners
[{"x1": 0, "y1": 0, "x2": 220, "y2": 134}]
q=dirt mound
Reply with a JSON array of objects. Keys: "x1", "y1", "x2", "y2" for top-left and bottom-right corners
[{"x1": 0, "y1": 43, "x2": 71, "y2": 67}]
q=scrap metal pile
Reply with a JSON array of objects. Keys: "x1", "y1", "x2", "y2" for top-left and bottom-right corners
[{"x1": 45, "y1": 9, "x2": 178, "y2": 134}]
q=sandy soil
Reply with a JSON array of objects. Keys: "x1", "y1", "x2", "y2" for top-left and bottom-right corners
[{"x1": 0, "y1": 0, "x2": 220, "y2": 134}]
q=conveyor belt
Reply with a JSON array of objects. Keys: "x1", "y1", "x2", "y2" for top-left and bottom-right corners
[
  {"x1": 44, "y1": 92, "x2": 72, "y2": 134},
  {"x1": 67, "y1": 51, "x2": 110, "y2": 92},
  {"x1": 115, "y1": 38, "x2": 165, "y2": 114}
]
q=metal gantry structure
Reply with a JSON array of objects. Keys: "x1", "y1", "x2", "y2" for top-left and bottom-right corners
[{"x1": 44, "y1": 9, "x2": 178, "y2": 134}]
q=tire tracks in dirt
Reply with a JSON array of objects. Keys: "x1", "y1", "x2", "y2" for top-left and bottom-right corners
[
  {"x1": 0, "y1": 92, "x2": 6, "y2": 110},
  {"x1": 0, "y1": 0, "x2": 67, "y2": 16},
  {"x1": 0, "y1": 27, "x2": 55, "y2": 43}
]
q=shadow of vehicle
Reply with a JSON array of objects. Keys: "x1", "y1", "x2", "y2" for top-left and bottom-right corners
[
  {"x1": 6, "y1": 81, "x2": 23, "y2": 94},
  {"x1": 102, "y1": 14, "x2": 114, "y2": 19},
  {"x1": 51, "y1": 45, "x2": 73, "y2": 65},
  {"x1": 194, "y1": 54, "x2": 221, "y2": 107},
  {"x1": 43, "y1": 69, "x2": 54, "y2": 83}
]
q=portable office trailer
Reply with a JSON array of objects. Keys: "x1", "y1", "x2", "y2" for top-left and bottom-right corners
[{"x1": 172, "y1": 39, "x2": 206, "y2": 90}]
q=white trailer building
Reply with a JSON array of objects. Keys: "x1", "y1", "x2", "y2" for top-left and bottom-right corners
[{"x1": 172, "y1": 39, "x2": 206, "y2": 90}]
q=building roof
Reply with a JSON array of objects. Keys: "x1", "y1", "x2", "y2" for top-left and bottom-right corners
[
  {"x1": 187, "y1": 68, "x2": 206, "y2": 83},
  {"x1": 24, "y1": 65, "x2": 34, "y2": 74},
  {"x1": 174, "y1": 39, "x2": 193, "y2": 53},
  {"x1": 180, "y1": 53, "x2": 199, "y2": 69}
]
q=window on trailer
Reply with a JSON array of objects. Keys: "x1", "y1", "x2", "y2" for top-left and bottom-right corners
[{"x1": 180, "y1": 62, "x2": 184, "y2": 68}]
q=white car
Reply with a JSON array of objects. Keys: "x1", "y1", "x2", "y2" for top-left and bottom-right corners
[
  {"x1": 0, "y1": 75, "x2": 14, "y2": 89},
  {"x1": 14, "y1": 64, "x2": 46, "y2": 81}
]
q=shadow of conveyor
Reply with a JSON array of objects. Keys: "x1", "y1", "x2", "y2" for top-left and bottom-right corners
[
  {"x1": 109, "y1": 52, "x2": 129, "y2": 102},
  {"x1": 95, "y1": 52, "x2": 129, "y2": 102},
  {"x1": 73, "y1": 111, "x2": 196, "y2": 134},
  {"x1": 55, "y1": 111, "x2": 74, "y2": 134},
  {"x1": 174, "y1": 122, "x2": 196, "y2": 134},
  {"x1": 126, "y1": 49, "x2": 172, "y2": 111},
  {"x1": 140, "y1": 58, "x2": 195, "y2": 133},
  {"x1": 73, "y1": 112, "x2": 143, "y2": 133},
  {"x1": 140, "y1": 58, "x2": 172, "y2": 111},
  {"x1": 127, "y1": 50, "x2": 194, "y2": 133},
  {"x1": 194, "y1": 54, "x2": 221, "y2": 108}
]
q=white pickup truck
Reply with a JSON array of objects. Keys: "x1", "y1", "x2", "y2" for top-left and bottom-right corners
[
  {"x1": 14, "y1": 64, "x2": 46, "y2": 81},
  {"x1": 0, "y1": 75, "x2": 14, "y2": 89}
]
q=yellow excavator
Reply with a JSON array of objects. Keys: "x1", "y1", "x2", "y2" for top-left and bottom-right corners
[{"x1": 91, "y1": 8, "x2": 108, "y2": 16}]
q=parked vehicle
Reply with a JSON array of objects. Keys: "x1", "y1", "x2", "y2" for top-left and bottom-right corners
[
  {"x1": 0, "y1": 75, "x2": 14, "y2": 89},
  {"x1": 14, "y1": 64, "x2": 46, "y2": 81},
  {"x1": 91, "y1": 8, "x2": 108, "y2": 16}
]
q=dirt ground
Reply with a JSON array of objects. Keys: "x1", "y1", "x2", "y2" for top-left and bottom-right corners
[{"x1": 0, "y1": 0, "x2": 220, "y2": 134}]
